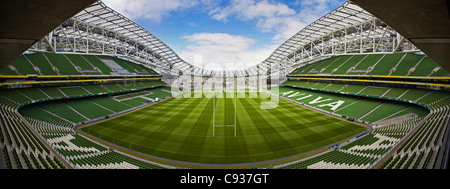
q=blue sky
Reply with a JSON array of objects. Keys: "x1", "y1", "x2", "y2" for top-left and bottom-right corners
[{"x1": 102, "y1": 0, "x2": 346, "y2": 70}]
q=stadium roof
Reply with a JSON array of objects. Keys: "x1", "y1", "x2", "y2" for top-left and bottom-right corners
[
  {"x1": 28, "y1": 1, "x2": 419, "y2": 77},
  {"x1": 0, "y1": 0, "x2": 97, "y2": 71},
  {"x1": 244, "y1": 0, "x2": 418, "y2": 76},
  {"x1": 71, "y1": 1, "x2": 196, "y2": 74},
  {"x1": 351, "y1": 0, "x2": 450, "y2": 72}
]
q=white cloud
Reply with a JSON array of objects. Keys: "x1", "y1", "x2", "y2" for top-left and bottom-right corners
[
  {"x1": 101, "y1": 0, "x2": 344, "y2": 70},
  {"x1": 209, "y1": 0, "x2": 343, "y2": 42},
  {"x1": 179, "y1": 33, "x2": 277, "y2": 70},
  {"x1": 102, "y1": 0, "x2": 200, "y2": 22},
  {"x1": 209, "y1": 0, "x2": 296, "y2": 22}
]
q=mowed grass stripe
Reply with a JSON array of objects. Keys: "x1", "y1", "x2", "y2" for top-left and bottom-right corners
[
  {"x1": 87, "y1": 97, "x2": 204, "y2": 158},
  {"x1": 104, "y1": 97, "x2": 192, "y2": 138},
  {"x1": 276, "y1": 91, "x2": 368, "y2": 150},
  {"x1": 141, "y1": 97, "x2": 205, "y2": 158},
  {"x1": 82, "y1": 92, "x2": 368, "y2": 165},
  {"x1": 245, "y1": 94, "x2": 334, "y2": 157},
  {"x1": 176, "y1": 97, "x2": 213, "y2": 157},
  {"x1": 153, "y1": 97, "x2": 210, "y2": 154},
  {"x1": 234, "y1": 94, "x2": 273, "y2": 162},
  {"x1": 240, "y1": 94, "x2": 296, "y2": 158},
  {"x1": 223, "y1": 96, "x2": 251, "y2": 162}
]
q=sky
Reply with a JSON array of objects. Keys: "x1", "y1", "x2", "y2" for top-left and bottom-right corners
[{"x1": 102, "y1": 0, "x2": 346, "y2": 70}]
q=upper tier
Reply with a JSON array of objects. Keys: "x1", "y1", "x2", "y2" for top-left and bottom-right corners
[
  {"x1": 0, "y1": 52, "x2": 158, "y2": 76},
  {"x1": 289, "y1": 53, "x2": 449, "y2": 77}
]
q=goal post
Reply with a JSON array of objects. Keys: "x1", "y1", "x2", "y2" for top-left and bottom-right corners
[{"x1": 212, "y1": 89, "x2": 237, "y2": 138}]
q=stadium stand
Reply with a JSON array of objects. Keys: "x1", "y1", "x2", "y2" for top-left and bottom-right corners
[
  {"x1": 278, "y1": 50, "x2": 449, "y2": 169},
  {"x1": 0, "y1": 51, "x2": 168, "y2": 169},
  {"x1": 1, "y1": 0, "x2": 449, "y2": 170},
  {"x1": 1, "y1": 80, "x2": 171, "y2": 169},
  {"x1": 0, "y1": 52, "x2": 159, "y2": 76},
  {"x1": 290, "y1": 53, "x2": 449, "y2": 77}
]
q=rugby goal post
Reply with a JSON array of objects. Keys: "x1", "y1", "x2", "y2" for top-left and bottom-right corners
[{"x1": 212, "y1": 89, "x2": 237, "y2": 138}]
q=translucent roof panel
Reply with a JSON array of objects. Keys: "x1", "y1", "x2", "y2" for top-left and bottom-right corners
[
  {"x1": 73, "y1": 1, "x2": 203, "y2": 75},
  {"x1": 63, "y1": 0, "x2": 383, "y2": 77},
  {"x1": 244, "y1": 1, "x2": 376, "y2": 73}
]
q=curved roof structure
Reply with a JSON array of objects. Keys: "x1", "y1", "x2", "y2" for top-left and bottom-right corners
[
  {"x1": 30, "y1": 1, "x2": 204, "y2": 76},
  {"x1": 351, "y1": 0, "x2": 450, "y2": 72},
  {"x1": 29, "y1": 1, "x2": 418, "y2": 78},
  {"x1": 244, "y1": 0, "x2": 418, "y2": 76}
]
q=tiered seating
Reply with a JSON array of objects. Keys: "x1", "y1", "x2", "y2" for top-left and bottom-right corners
[
  {"x1": 303, "y1": 57, "x2": 337, "y2": 74},
  {"x1": 121, "y1": 98, "x2": 149, "y2": 107},
  {"x1": 97, "y1": 56, "x2": 131, "y2": 75},
  {"x1": 324, "y1": 83, "x2": 346, "y2": 91},
  {"x1": 38, "y1": 102, "x2": 88, "y2": 123},
  {"x1": 0, "y1": 105, "x2": 64, "y2": 169},
  {"x1": 81, "y1": 55, "x2": 113, "y2": 74},
  {"x1": 399, "y1": 88, "x2": 432, "y2": 101},
  {"x1": 45, "y1": 133, "x2": 164, "y2": 169},
  {"x1": 409, "y1": 57, "x2": 441, "y2": 76},
  {"x1": 1, "y1": 84, "x2": 168, "y2": 169},
  {"x1": 112, "y1": 57, "x2": 153, "y2": 75},
  {"x1": 65, "y1": 99, "x2": 114, "y2": 119},
  {"x1": 114, "y1": 90, "x2": 151, "y2": 100},
  {"x1": 5, "y1": 56, "x2": 38, "y2": 75},
  {"x1": 281, "y1": 80, "x2": 308, "y2": 86},
  {"x1": 64, "y1": 54, "x2": 102, "y2": 75},
  {"x1": 26, "y1": 117, "x2": 73, "y2": 139},
  {"x1": 0, "y1": 89, "x2": 32, "y2": 104},
  {"x1": 1, "y1": 51, "x2": 165, "y2": 169},
  {"x1": 103, "y1": 83, "x2": 125, "y2": 91},
  {"x1": 358, "y1": 86, "x2": 389, "y2": 96},
  {"x1": 416, "y1": 91, "x2": 449, "y2": 104},
  {"x1": 72, "y1": 151, "x2": 163, "y2": 169},
  {"x1": 59, "y1": 86, "x2": 90, "y2": 96},
  {"x1": 82, "y1": 85, "x2": 110, "y2": 94},
  {"x1": 88, "y1": 97, "x2": 132, "y2": 113},
  {"x1": 1, "y1": 52, "x2": 159, "y2": 76},
  {"x1": 321, "y1": 55, "x2": 352, "y2": 74},
  {"x1": 290, "y1": 53, "x2": 448, "y2": 76},
  {"x1": 280, "y1": 118, "x2": 421, "y2": 169},
  {"x1": 390, "y1": 54, "x2": 424, "y2": 76},
  {"x1": 334, "y1": 99, "x2": 382, "y2": 119},
  {"x1": 20, "y1": 105, "x2": 75, "y2": 127},
  {"x1": 16, "y1": 88, "x2": 49, "y2": 100},
  {"x1": 333, "y1": 55, "x2": 366, "y2": 74},
  {"x1": 352, "y1": 54, "x2": 384, "y2": 72},
  {"x1": 340, "y1": 84, "x2": 367, "y2": 93},
  {"x1": 44, "y1": 53, "x2": 81, "y2": 75},
  {"x1": 40, "y1": 87, "x2": 65, "y2": 97},
  {"x1": 369, "y1": 53, "x2": 404, "y2": 75},
  {"x1": 383, "y1": 88, "x2": 409, "y2": 98},
  {"x1": 279, "y1": 84, "x2": 449, "y2": 169},
  {"x1": 0, "y1": 65, "x2": 19, "y2": 75},
  {"x1": 278, "y1": 85, "x2": 429, "y2": 125},
  {"x1": 145, "y1": 87, "x2": 172, "y2": 100},
  {"x1": 24, "y1": 53, "x2": 58, "y2": 75},
  {"x1": 385, "y1": 97, "x2": 450, "y2": 169},
  {"x1": 10, "y1": 80, "x2": 166, "y2": 127},
  {"x1": 281, "y1": 149, "x2": 378, "y2": 169},
  {"x1": 282, "y1": 51, "x2": 449, "y2": 169},
  {"x1": 360, "y1": 103, "x2": 410, "y2": 123}
]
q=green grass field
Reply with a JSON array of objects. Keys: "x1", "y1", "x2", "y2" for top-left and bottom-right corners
[{"x1": 81, "y1": 92, "x2": 367, "y2": 166}]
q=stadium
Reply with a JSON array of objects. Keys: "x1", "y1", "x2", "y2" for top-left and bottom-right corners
[{"x1": 0, "y1": 0, "x2": 449, "y2": 172}]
